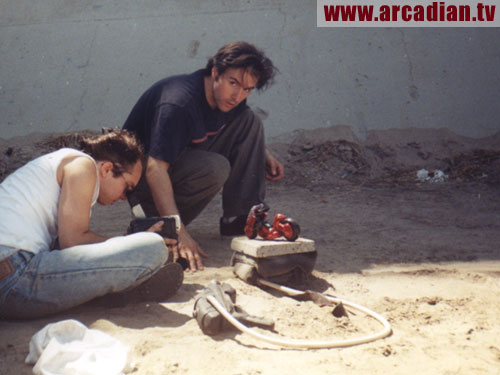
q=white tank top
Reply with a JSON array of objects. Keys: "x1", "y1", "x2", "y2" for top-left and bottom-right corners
[{"x1": 0, "y1": 148, "x2": 99, "y2": 256}]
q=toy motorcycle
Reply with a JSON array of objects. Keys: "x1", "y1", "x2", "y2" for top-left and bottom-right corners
[{"x1": 244, "y1": 203, "x2": 300, "y2": 241}]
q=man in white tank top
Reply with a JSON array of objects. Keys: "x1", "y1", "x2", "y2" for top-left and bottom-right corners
[{"x1": 0, "y1": 130, "x2": 183, "y2": 319}]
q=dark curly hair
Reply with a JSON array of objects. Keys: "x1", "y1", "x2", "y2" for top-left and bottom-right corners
[
  {"x1": 79, "y1": 129, "x2": 144, "y2": 176},
  {"x1": 205, "y1": 41, "x2": 278, "y2": 91}
]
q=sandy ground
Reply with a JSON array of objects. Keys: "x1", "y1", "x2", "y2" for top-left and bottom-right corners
[{"x1": 1, "y1": 126, "x2": 500, "y2": 374}]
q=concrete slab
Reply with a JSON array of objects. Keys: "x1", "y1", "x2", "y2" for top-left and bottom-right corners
[{"x1": 231, "y1": 236, "x2": 315, "y2": 258}]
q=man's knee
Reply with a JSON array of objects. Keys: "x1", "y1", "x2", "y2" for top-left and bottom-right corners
[
  {"x1": 204, "y1": 152, "x2": 230, "y2": 188},
  {"x1": 122, "y1": 232, "x2": 169, "y2": 269},
  {"x1": 171, "y1": 150, "x2": 230, "y2": 198}
]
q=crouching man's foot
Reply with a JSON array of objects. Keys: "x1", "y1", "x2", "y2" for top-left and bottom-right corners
[{"x1": 220, "y1": 215, "x2": 247, "y2": 237}]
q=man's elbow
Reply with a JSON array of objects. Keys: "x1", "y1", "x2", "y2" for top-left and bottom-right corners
[
  {"x1": 57, "y1": 231, "x2": 86, "y2": 249},
  {"x1": 146, "y1": 157, "x2": 170, "y2": 175},
  {"x1": 58, "y1": 237, "x2": 76, "y2": 249},
  {"x1": 146, "y1": 162, "x2": 171, "y2": 188}
]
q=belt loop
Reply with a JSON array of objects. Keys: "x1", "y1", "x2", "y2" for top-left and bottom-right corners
[{"x1": 0, "y1": 258, "x2": 15, "y2": 282}]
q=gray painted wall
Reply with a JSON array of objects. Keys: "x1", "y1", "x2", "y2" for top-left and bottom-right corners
[{"x1": 1, "y1": 0, "x2": 500, "y2": 140}]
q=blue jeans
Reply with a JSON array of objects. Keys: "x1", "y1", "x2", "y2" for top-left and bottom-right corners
[{"x1": 0, "y1": 232, "x2": 168, "y2": 319}]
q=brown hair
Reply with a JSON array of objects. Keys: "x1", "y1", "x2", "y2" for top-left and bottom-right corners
[
  {"x1": 205, "y1": 41, "x2": 278, "y2": 91},
  {"x1": 79, "y1": 129, "x2": 144, "y2": 176}
]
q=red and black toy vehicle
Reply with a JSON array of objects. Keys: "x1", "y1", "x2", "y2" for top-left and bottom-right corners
[{"x1": 244, "y1": 203, "x2": 300, "y2": 241}]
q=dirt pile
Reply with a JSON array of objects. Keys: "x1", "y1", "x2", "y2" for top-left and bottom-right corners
[
  {"x1": 1, "y1": 126, "x2": 499, "y2": 186},
  {"x1": 268, "y1": 126, "x2": 500, "y2": 187}
]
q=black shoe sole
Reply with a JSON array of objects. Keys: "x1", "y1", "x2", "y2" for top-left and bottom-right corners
[
  {"x1": 220, "y1": 215, "x2": 247, "y2": 236},
  {"x1": 133, "y1": 262, "x2": 184, "y2": 302},
  {"x1": 100, "y1": 263, "x2": 184, "y2": 307}
]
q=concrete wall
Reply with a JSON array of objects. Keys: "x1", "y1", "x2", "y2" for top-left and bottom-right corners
[{"x1": 1, "y1": 0, "x2": 500, "y2": 140}]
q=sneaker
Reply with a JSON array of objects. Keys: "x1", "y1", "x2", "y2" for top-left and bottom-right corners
[
  {"x1": 100, "y1": 263, "x2": 184, "y2": 307},
  {"x1": 220, "y1": 215, "x2": 247, "y2": 236}
]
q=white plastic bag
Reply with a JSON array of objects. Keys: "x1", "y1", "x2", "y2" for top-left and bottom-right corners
[{"x1": 25, "y1": 319, "x2": 130, "y2": 375}]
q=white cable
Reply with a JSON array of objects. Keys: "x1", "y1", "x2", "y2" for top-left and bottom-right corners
[{"x1": 206, "y1": 278, "x2": 392, "y2": 349}]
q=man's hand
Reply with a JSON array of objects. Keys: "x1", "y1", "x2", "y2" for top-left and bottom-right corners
[
  {"x1": 265, "y1": 148, "x2": 284, "y2": 181},
  {"x1": 170, "y1": 226, "x2": 207, "y2": 272}
]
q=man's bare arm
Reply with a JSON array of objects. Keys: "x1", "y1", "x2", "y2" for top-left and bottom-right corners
[
  {"x1": 57, "y1": 156, "x2": 107, "y2": 248},
  {"x1": 145, "y1": 156, "x2": 207, "y2": 271}
]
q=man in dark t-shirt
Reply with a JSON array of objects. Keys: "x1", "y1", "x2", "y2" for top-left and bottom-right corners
[{"x1": 123, "y1": 41, "x2": 283, "y2": 272}]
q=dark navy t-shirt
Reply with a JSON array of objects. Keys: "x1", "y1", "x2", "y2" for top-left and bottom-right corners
[{"x1": 123, "y1": 69, "x2": 246, "y2": 164}]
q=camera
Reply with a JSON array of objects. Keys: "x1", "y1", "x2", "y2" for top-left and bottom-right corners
[
  {"x1": 127, "y1": 215, "x2": 181, "y2": 240},
  {"x1": 127, "y1": 215, "x2": 189, "y2": 270}
]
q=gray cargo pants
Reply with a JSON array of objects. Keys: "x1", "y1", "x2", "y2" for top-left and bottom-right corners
[{"x1": 128, "y1": 108, "x2": 266, "y2": 225}]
